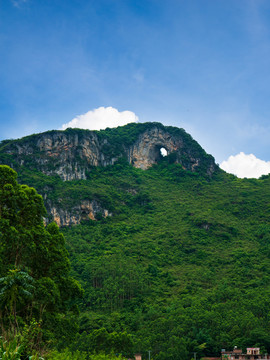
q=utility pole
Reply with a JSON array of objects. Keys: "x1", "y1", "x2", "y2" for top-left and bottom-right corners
[
  {"x1": 148, "y1": 350, "x2": 151, "y2": 360},
  {"x1": 194, "y1": 352, "x2": 197, "y2": 360}
]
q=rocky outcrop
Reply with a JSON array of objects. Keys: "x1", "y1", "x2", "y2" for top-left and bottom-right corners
[
  {"x1": 0, "y1": 122, "x2": 218, "y2": 226},
  {"x1": 0, "y1": 123, "x2": 217, "y2": 180},
  {"x1": 125, "y1": 127, "x2": 182, "y2": 169},
  {"x1": 46, "y1": 200, "x2": 112, "y2": 227},
  {"x1": 125, "y1": 126, "x2": 213, "y2": 173}
]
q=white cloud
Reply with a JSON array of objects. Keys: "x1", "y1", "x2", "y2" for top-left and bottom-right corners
[
  {"x1": 61, "y1": 106, "x2": 139, "y2": 131},
  {"x1": 220, "y1": 152, "x2": 270, "y2": 178}
]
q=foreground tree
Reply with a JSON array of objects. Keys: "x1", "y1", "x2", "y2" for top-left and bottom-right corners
[
  {"x1": 0, "y1": 269, "x2": 34, "y2": 331},
  {"x1": 0, "y1": 165, "x2": 82, "y2": 353}
]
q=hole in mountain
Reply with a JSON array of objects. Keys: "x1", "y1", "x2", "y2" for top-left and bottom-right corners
[{"x1": 160, "y1": 147, "x2": 168, "y2": 157}]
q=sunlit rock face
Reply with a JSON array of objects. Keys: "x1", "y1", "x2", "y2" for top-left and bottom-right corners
[
  {"x1": 125, "y1": 126, "x2": 216, "y2": 175},
  {"x1": 125, "y1": 127, "x2": 181, "y2": 169},
  {"x1": 0, "y1": 122, "x2": 217, "y2": 180},
  {"x1": 0, "y1": 122, "x2": 217, "y2": 226},
  {"x1": 45, "y1": 200, "x2": 112, "y2": 227},
  {"x1": 126, "y1": 127, "x2": 186, "y2": 170},
  {"x1": 4, "y1": 131, "x2": 117, "y2": 181}
]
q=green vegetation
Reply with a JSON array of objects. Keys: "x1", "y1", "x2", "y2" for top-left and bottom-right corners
[
  {"x1": 4, "y1": 158, "x2": 270, "y2": 360},
  {"x1": 0, "y1": 165, "x2": 82, "y2": 359},
  {"x1": 1, "y1": 123, "x2": 270, "y2": 359},
  {"x1": 55, "y1": 161, "x2": 270, "y2": 360}
]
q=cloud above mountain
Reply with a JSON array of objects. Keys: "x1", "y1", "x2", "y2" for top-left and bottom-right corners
[
  {"x1": 61, "y1": 107, "x2": 139, "y2": 131},
  {"x1": 220, "y1": 152, "x2": 270, "y2": 178}
]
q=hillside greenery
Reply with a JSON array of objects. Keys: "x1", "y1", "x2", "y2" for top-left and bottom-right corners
[
  {"x1": 0, "y1": 124, "x2": 270, "y2": 359},
  {"x1": 59, "y1": 160, "x2": 270, "y2": 360},
  {"x1": 3, "y1": 160, "x2": 270, "y2": 359}
]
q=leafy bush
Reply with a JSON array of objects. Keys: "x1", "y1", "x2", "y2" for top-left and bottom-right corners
[
  {"x1": 0, "y1": 336, "x2": 44, "y2": 360},
  {"x1": 0, "y1": 337, "x2": 23, "y2": 360}
]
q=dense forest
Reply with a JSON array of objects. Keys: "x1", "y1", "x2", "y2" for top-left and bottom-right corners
[{"x1": 0, "y1": 124, "x2": 270, "y2": 359}]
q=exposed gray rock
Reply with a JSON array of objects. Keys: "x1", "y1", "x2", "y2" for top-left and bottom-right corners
[
  {"x1": 126, "y1": 126, "x2": 184, "y2": 169},
  {"x1": 0, "y1": 123, "x2": 218, "y2": 226},
  {"x1": 45, "y1": 200, "x2": 112, "y2": 226},
  {"x1": 0, "y1": 124, "x2": 217, "y2": 180}
]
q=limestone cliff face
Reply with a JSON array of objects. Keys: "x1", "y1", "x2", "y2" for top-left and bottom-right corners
[
  {"x1": 0, "y1": 123, "x2": 217, "y2": 226},
  {"x1": 46, "y1": 200, "x2": 112, "y2": 227},
  {"x1": 8, "y1": 131, "x2": 116, "y2": 181},
  {"x1": 1, "y1": 123, "x2": 217, "y2": 180},
  {"x1": 125, "y1": 126, "x2": 214, "y2": 173},
  {"x1": 125, "y1": 127, "x2": 182, "y2": 169}
]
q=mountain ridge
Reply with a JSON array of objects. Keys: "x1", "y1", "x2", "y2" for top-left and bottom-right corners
[
  {"x1": 0, "y1": 122, "x2": 219, "y2": 226},
  {"x1": 0, "y1": 122, "x2": 217, "y2": 181}
]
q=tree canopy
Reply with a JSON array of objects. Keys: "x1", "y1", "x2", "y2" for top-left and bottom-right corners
[{"x1": 0, "y1": 165, "x2": 82, "y2": 356}]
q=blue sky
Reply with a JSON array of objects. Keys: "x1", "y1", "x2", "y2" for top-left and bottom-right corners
[{"x1": 1, "y1": 0, "x2": 270, "y2": 177}]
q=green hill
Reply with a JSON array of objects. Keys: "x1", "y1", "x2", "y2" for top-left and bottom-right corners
[
  {"x1": 0, "y1": 123, "x2": 270, "y2": 360},
  {"x1": 62, "y1": 163, "x2": 270, "y2": 359}
]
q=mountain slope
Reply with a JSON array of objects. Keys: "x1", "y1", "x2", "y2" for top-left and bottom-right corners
[
  {"x1": 0, "y1": 122, "x2": 217, "y2": 226},
  {"x1": 0, "y1": 123, "x2": 270, "y2": 359},
  {"x1": 62, "y1": 164, "x2": 270, "y2": 358}
]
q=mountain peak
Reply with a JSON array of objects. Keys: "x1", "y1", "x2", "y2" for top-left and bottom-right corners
[{"x1": 0, "y1": 122, "x2": 217, "y2": 181}]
